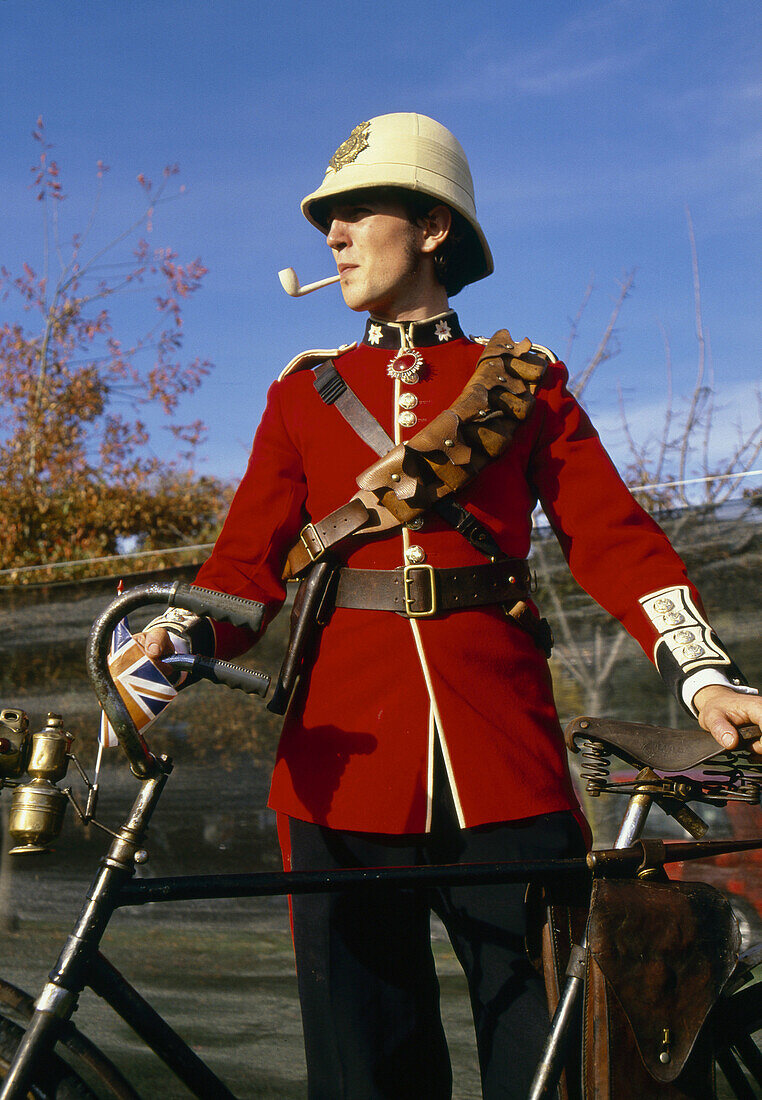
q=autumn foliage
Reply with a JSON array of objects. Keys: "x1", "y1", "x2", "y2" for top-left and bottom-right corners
[{"x1": 0, "y1": 121, "x2": 229, "y2": 582}]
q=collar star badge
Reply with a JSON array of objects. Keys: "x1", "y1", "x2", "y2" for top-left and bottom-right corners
[
  {"x1": 435, "y1": 320, "x2": 452, "y2": 342},
  {"x1": 367, "y1": 323, "x2": 383, "y2": 345}
]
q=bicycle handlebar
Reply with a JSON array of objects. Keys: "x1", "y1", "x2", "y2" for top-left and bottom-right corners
[
  {"x1": 163, "y1": 654, "x2": 270, "y2": 696},
  {"x1": 86, "y1": 582, "x2": 271, "y2": 779}
]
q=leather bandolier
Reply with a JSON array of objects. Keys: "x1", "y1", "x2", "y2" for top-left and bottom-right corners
[
  {"x1": 270, "y1": 330, "x2": 554, "y2": 713},
  {"x1": 284, "y1": 328, "x2": 548, "y2": 576}
]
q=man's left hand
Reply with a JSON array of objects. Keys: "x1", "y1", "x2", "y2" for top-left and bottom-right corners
[{"x1": 693, "y1": 684, "x2": 762, "y2": 754}]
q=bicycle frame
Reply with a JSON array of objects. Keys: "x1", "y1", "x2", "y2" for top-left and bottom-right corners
[{"x1": 1, "y1": 584, "x2": 760, "y2": 1098}]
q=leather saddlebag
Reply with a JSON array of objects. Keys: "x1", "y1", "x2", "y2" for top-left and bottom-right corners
[{"x1": 582, "y1": 878, "x2": 740, "y2": 1099}]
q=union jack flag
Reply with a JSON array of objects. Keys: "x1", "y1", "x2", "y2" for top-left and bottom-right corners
[{"x1": 99, "y1": 618, "x2": 177, "y2": 747}]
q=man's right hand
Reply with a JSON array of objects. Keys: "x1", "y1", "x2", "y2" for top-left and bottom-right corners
[{"x1": 694, "y1": 684, "x2": 762, "y2": 755}]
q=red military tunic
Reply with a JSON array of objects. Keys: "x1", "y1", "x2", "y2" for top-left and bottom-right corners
[{"x1": 194, "y1": 312, "x2": 702, "y2": 834}]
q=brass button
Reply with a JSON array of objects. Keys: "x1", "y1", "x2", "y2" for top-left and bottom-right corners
[
  {"x1": 398, "y1": 410, "x2": 418, "y2": 428},
  {"x1": 406, "y1": 517, "x2": 424, "y2": 531},
  {"x1": 399, "y1": 392, "x2": 418, "y2": 410},
  {"x1": 405, "y1": 545, "x2": 426, "y2": 564}
]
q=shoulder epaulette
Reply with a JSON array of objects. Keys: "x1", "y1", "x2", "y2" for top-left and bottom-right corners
[
  {"x1": 531, "y1": 343, "x2": 559, "y2": 364},
  {"x1": 469, "y1": 335, "x2": 559, "y2": 364},
  {"x1": 278, "y1": 342, "x2": 357, "y2": 382}
]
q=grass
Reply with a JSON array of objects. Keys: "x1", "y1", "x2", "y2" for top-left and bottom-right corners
[{"x1": 1, "y1": 915, "x2": 482, "y2": 1099}]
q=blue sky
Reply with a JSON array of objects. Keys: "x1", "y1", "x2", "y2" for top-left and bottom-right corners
[{"x1": 2, "y1": 0, "x2": 760, "y2": 494}]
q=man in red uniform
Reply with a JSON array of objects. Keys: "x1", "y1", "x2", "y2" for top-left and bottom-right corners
[{"x1": 139, "y1": 114, "x2": 762, "y2": 1098}]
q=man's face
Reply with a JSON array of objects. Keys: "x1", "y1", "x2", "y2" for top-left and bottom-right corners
[{"x1": 325, "y1": 196, "x2": 427, "y2": 319}]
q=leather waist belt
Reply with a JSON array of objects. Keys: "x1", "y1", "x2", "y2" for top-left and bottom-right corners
[{"x1": 332, "y1": 558, "x2": 531, "y2": 619}]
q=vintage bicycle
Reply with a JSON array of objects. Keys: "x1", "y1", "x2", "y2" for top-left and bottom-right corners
[{"x1": 0, "y1": 581, "x2": 760, "y2": 1098}]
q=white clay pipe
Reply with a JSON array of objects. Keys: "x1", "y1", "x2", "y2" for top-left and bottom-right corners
[{"x1": 278, "y1": 267, "x2": 342, "y2": 297}]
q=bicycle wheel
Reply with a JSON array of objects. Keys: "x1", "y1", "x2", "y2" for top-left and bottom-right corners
[
  {"x1": 711, "y1": 977, "x2": 762, "y2": 1099},
  {"x1": 0, "y1": 1014, "x2": 97, "y2": 1100}
]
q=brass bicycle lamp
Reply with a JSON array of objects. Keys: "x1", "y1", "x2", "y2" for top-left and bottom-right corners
[{"x1": 8, "y1": 713, "x2": 73, "y2": 854}]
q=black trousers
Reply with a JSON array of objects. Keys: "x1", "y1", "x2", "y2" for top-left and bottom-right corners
[{"x1": 285, "y1": 760, "x2": 585, "y2": 1099}]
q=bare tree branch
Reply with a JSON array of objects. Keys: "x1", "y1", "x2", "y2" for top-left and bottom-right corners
[
  {"x1": 571, "y1": 270, "x2": 634, "y2": 399},
  {"x1": 565, "y1": 278, "x2": 593, "y2": 366},
  {"x1": 678, "y1": 207, "x2": 707, "y2": 502}
]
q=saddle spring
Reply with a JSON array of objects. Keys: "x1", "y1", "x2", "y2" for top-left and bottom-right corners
[
  {"x1": 700, "y1": 757, "x2": 762, "y2": 804},
  {"x1": 579, "y1": 739, "x2": 612, "y2": 795}
]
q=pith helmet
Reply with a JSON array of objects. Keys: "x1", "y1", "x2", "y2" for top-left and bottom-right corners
[{"x1": 301, "y1": 113, "x2": 494, "y2": 288}]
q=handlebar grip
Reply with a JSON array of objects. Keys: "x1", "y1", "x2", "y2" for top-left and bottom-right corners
[
  {"x1": 164, "y1": 654, "x2": 270, "y2": 697},
  {"x1": 168, "y1": 583, "x2": 265, "y2": 633},
  {"x1": 88, "y1": 582, "x2": 269, "y2": 778}
]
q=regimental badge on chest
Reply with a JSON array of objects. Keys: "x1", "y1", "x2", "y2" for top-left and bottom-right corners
[{"x1": 387, "y1": 349, "x2": 425, "y2": 384}]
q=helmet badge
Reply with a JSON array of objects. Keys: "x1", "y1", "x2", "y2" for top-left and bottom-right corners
[{"x1": 328, "y1": 121, "x2": 371, "y2": 172}]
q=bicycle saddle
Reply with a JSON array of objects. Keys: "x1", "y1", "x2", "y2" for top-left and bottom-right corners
[{"x1": 564, "y1": 716, "x2": 760, "y2": 773}]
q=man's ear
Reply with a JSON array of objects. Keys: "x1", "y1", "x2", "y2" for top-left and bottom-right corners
[{"x1": 419, "y1": 204, "x2": 452, "y2": 254}]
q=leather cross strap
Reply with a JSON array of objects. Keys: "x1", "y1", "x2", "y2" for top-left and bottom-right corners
[
  {"x1": 313, "y1": 360, "x2": 395, "y2": 456},
  {"x1": 332, "y1": 559, "x2": 532, "y2": 618},
  {"x1": 296, "y1": 498, "x2": 375, "y2": 565},
  {"x1": 284, "y1": 329, "x2": 549, "y2": 578}
]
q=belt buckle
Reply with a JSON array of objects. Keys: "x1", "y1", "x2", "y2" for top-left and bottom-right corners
[
  {"x1": 403, "y1": 564, "x2": 438, "y2": 618},
  {"x1": 300, "y1": 523, "x2": 325, "y2": 563}
]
